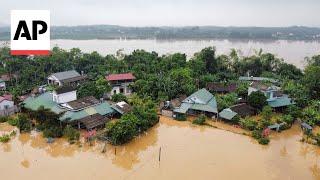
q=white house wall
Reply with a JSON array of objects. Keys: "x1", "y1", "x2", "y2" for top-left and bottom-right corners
[
  {"x1": 0, "y1": 100, "x2": 14, "y2": 110},
  {"x1": 52, "y1": 91, "x2": 77, "y2": 103}
]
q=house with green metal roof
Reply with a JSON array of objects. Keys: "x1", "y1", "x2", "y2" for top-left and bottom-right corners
[
  {"x1": 23, "y1": 91, "x2": 116, "y2": 129},
  {"x1": 173, "y1": 88, "x2": 218, "y2": 118}
]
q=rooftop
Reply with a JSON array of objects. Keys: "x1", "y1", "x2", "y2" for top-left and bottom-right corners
[
  {"x1": 106, "y1": 73, "x2": 136, "y2": 81},
  {"x1": 23, "y1": 92, "x2": 115, "y2": 122},
  {"x1": 55, "y1": 86, "x2": 76, "y2": 94},
  {"x1": 0, "y1": 94, "x2": 13, "y2": 103},
  {"x1": 239, "y1": 76, "x2": 277, "y2": 83},
  {"x1": 206, "y1": 83, "x2": 237, "y2": 93},
  {"x1": 50, "y1": 70, "x2": 81, "y2": 81},
  {"x1": 174, "y1": 88, "x2": 218, "y2": 114},
  {"x1": 67, "y1": 96, "x2": 100, "y2": 111}
]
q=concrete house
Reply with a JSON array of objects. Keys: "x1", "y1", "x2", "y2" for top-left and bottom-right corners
[
  {"x1": 106, "y1": 73, "x2": 135, "y2": 96},
  {"x1": 248, "y1": 81, "x2": 294, "y2": 109},
  {"x1": 48, "y1": 70, "x2": 86, "y2": 87},
  {"x1": 52, "y1": 86, "x2": 77, "y2": 104}
]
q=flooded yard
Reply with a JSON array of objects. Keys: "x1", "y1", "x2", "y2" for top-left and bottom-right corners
[{"x1": 1, "y1": 116, "x2": 320, "y2": 180}]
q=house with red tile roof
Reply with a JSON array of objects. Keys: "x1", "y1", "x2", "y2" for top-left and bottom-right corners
[{"x1": 105, "y1": 73, "x2": 136, "y2": 96}]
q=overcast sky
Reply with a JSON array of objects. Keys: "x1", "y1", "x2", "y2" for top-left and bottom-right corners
[{"x1": 1, "y1": 0, "x2": 320, "y2": 27}]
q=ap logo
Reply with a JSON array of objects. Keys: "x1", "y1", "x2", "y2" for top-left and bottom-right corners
[{"x1": 11, "y1": 10, "x2": 50, "y2": 55}]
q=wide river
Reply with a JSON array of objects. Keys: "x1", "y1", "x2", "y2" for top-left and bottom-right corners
[
  {"x1": 1, "y1": 116, "x2": 320, "y2": 180},
  {"x1": 1, "y1": 39, "x2": 320, "y2": 68}
]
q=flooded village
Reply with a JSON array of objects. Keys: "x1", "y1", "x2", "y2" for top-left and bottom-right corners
[{"x1": 0, "y1": 44, "x2": 320, "y2": 180}]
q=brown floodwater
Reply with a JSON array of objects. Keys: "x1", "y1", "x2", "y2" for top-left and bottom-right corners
[{"x1": 1, "y1": 116, "x2": 320, "y2": 180}]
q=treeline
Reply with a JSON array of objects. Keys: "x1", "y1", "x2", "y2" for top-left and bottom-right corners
[
  {"x1": 0, "y1": 46, "x2": 319, "y2": 107},
  {"x1": 1, "y1": 25, "x2": 320, "y2": 40}
]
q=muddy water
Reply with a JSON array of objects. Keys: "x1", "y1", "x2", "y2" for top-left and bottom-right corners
[{"x1": 1, "y1": 116, "x2": 320, "y2": 180}]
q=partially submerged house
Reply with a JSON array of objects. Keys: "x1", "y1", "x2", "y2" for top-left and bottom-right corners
[
  {"x1": 106, "y1": 73, "x2": 135, "y2": 96},
  {"x1": 160, "y1": 95, "x2": 187, "y2": 117},
  {"x1": 219, "y1": 103, "x2": 255, "y2": 121},
  {"x1": 47, "y1": 70, "x2": 87, "y2": 87},
  {"x1": 248, "y1": 81, "x2": 294, "y2": 109},
  {"x1": 0, "y1": 94, "x2": 18, "y2": 116},
  {"x1": 111, "y1": 101, "x2": 132, "y2": 116},
  {"x1": 23, "y1": 88, "x2": 116, "y2": 130},
  {"x1": 206, "y1": 82, "x2": 237, "y2": 94},
  {"x1": 173, "y1": 88, "x2": 218, "y2": 118}
]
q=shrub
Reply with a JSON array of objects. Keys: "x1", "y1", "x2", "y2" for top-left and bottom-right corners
[
  {"x1": 258, "y1": 137, "x2": 270, "y2": 145},
  {"x1": 111, "y1": 93, "x2": 127, "y2": 102},
  {"x1": 63, "y1": 125, "x2": 80, "y2": 143},
  {"x1": 7, "y1": 117, "x2": 18, "y2": 126},
  {"x1": 252, "y1": 129, "x2": 262, "y2": 139},
  {"x1": 193, "y1": 114, "x2": 206, "y2": 125},
  {"x1": 240, "y1": 117, "x2": 258, "y2": 131},
  {"x1": 281, "y1": 114, "x2": 294, "y2": 125},
  {"x1": 16, "y1": 114, "x2": 32, "y2": 132},
  {"x1": 231, "y1": 115, "x2": 241, "y2": 124},
  {"x1": 106, "y1": 118, "x2": 139, "y2": 145},
  {"x1": 0, "y1": 134, "x2": 10, "y2": 143},
  {"x1": 261, "y1": 106, "x2": 273, "y2": 121},
  {"x1": 248, "y1": 91, "x2": 267, "y2": 111},
  {"x1": 175, "y1": 114, "x2": 187, "y2": 121},
  {"x1": 43, "y1": 126, "x2": 64, "y2": 138},
  {"x1": 0, "y1": 116, "x2": 10, "y2": 123}
]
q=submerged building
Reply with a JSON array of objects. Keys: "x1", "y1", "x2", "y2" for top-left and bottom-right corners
[
  {"x1": 23, "y1": 88, "x2": 116, "y2": 130},
  {"x1": 173, "y1": 88, "x2": 218, "y2": 118}
]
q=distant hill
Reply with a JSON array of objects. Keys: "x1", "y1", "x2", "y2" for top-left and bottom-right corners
[{"x1": 1, "y1": 25, "x2": 320, "y2": 41}]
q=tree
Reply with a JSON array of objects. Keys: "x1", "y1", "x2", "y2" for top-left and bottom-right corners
[
  {"x1": 111, "y1": 93, "x2": 127, "y2": 102},
  {"x1": 16, "y1": 114, "x2": 32, "y2": 132},
  {"x1": 261, "y1": 106, "x2": 273, "y2": 121},
  {"x1": 63, "y1": 125, "x2": 80, "y2": 143},
  {"x1": 247, "y1": 91, "x2": 267, "y2": 110},
  {"x1": 303, "y1": 65, "x2": 320, "y2": 99},
  {"x1": 236, "y1": 82, "x2": 249, "y2": 99}
]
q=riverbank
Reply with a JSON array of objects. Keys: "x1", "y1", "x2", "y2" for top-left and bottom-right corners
[{"x1": 1, "y1": 115, "x2": 320, "y2": 180}]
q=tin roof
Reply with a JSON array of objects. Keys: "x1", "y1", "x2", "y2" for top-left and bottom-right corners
[
  {"x1": 106, "y1": 73, "x2": 136, "y2": 81},
  {"x1": 50, "y1": 70, "x2": 81, "y2": 81}
]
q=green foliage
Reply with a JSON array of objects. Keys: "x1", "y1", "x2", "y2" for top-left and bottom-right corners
[
  {"x1": 258, "y1": 137, "x2": 270, "y2": 145},
  {"x1": 77, "y1": 77, "x2": 111, "y2": 99},
  {"x1": 281, "y1": 114, "x2": 294, "y2": 125},
  {"x1": 216, "y1": 93, "x2": 238, "y2": 111},
  {"x1": 303, "y1": 65, "x2": 320, "y2": 99},
  {"x1": 111, "y1": 93, "x2": 127, "y2": 102},
  {"x1": 247, "y1": 91, "x2": 267, "y2": 111},
  {"x1": 236, "y1": 82, "x2": 249, "y2": 98},
  {"x1": 285, "y1": 105, "x2": 301, "y2": 119},
  {"x1": 175, "y1": 114, "x2": 187, "y2": 121},
  {"x1": 28, "y1": 106, "x2": 64, "y2": 138},
  {"x1": 105, "y1": 96, "x2": 159, "y2": 145},
  {"x1": 7, "y1": 117, "x2": 18, "y2": 126},
  {"x1": 16, "y1": 114, "x2": 32, "y2": 132},
  {"x1": 302, "y1": 106, "x2": 320, "y2": 126},
  {"x1": 282, "y1": 81, "x2": 309, "y2": 107},
  {"x1": 0, "y1": 134, "x2": 10, "y2": 143},
  {"x1": 0, "y1": 116, "x2": 12, "y2": 123},
  {"x1": 261, "y1": 106, "x2": 273, "y2": 121},
  {"x1": 63, "y1": 125, "x2": 80, "y2": 143},
  {"x1": 240, "y1": 117, "x2": 258, "y2": 131},
  {"x1": 43, "y1": 126, "x2": 64, "y2": 138},
  {"x1": 106, "y1": 115, "x2": 139, "y2": 145},
  {"x1": 193, "y1": 114, "x2": 206, "y2": 125}
]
